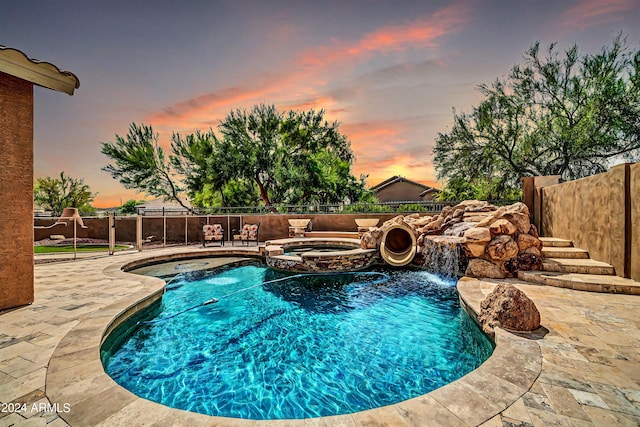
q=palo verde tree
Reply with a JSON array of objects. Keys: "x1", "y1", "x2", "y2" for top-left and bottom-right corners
[
  {"x1": 434, "y1": 33, "x2": 640, "y2": 199},
  {"x1": 34, "y1": 172, "x2": 96, "y2": 216}
]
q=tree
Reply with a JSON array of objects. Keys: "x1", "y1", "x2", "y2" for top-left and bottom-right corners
[
  {"x1": 102, "y1": 105, "x2": 372, "y2": 210},
  {"x1": 34, "y1": 172, "x2": 96, "y2": 217},
  {"x1": 101, "y1": 124, "x2": 191, "y2": 211},
  {"x1": 119, "y1": 199, "x2": 145, "y2": 214},
  {"x1": 434, "y1": 34, "x2": 640, "y2": 197},
  {"x1": 216, "y1": 104, "x2": 371, "y2": 208}
]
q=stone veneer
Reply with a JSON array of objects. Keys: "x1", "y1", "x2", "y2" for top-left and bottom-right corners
[
  {"x1": 0, "y1": 72, "x2": 34, "y2": 310},
  {"x1": 264, "y1": 238, "x2": 378, "y2": 272}
]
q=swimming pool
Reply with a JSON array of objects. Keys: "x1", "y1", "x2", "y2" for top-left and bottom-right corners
[{"x1": 101, "y1": 260, "x2": 493, "y2": 420}]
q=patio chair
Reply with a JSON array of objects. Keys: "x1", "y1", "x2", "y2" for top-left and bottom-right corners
[
  {"x1": 232, "y1": 223, "x2": 260, "y2": 246},
  {"x1": 202, "y1": 223, "x2": 225, "y2": 247}
]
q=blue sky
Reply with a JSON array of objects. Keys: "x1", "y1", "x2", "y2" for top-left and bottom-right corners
[{"x1": 1, "y1": 0, "x2": 638, "y2": 206}]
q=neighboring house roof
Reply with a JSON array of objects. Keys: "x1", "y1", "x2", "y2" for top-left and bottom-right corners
[
  {"x1": 370, "y1": 176, "x2": 439, "y2": 193},
  {"x1": 0, "y1": 46, "x2": 80, "y2": 95},
  {"x1": 419, "y1": 187, "x2": 439, "y2": 197}
]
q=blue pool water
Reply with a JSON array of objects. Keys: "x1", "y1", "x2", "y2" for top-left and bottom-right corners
[{"x1": 101, "y1": 261, "x2": 493, "y2": 420}]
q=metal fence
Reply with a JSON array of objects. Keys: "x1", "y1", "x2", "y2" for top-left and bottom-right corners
[{"x1": 152, "y1": 199, "x2": 521, "y2": 216}]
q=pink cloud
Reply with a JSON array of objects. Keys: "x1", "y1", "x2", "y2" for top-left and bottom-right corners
[
  {"x1": 562, "y1": 0, "x2": 636, "y2": 31},
  {"x1": 299, "y1": 3, "x2": 471, "y2": 68}
]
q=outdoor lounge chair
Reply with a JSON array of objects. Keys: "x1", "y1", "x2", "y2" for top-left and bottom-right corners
[
  {"x1": 232, "y1": 223, "x2": 260, "y2": 246},
  {"x1": 202, "y1": 223, "x2": 225, "y2": 247}
]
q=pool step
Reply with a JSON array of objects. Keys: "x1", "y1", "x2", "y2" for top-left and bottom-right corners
[
  {"x1": 518, "y1": 271, "x2": 640, "y2": 295},
  {"x1": 542, "y1": 258, "x2": 615, "y2": 275},
  {"x1": 539, "y1": 237, "x2": 573, "y2": 247},
  {"x1": 541, "y1": 247, "x2": 589, "y2": 259}
]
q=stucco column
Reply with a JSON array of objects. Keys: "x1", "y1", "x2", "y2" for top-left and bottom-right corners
[{"x1": 0, "y1": 71, "x2": 34, "y2": 309}]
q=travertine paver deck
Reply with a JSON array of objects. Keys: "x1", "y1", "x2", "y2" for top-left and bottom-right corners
[{"x1": 0, "y1": 246, "x2": 638, "y2": 426}]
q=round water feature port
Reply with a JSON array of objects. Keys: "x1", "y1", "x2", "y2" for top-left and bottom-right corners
[{"x1": 380, "y1": 223, "x2": 417, "y2": 267}]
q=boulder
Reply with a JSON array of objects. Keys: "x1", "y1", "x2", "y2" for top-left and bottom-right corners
[
  {"x1": 476, "y1": 202, "x2": 531, "y2": 233},
  {"x1": 408, "y1": 215, "x2": 433, "y2": 228},
  {"x1": 486, "y1": 235, "x2": 519, "y2": 261},
  {"x1": 479, "y1": 283, "x2": 541, "y2": 337},
  {"x1": 465, "y1": 258, "x2": 506, "y2": 279},
  {"x1": 453, "y1": 200, "x2": 493, "y2": 211},
  {"x1": 360, "y1": 231, "x2": 378, "y2": 249},
  {"x1": 463, "y1": 213, "x2": 493, "y2": 223},
  {"x1": 517, "y1": 233, "x2": 543, "y2": 252},
  {"x1": 503, "y1": 253, "x2": 543, "y2": 275},
  {"x1": 464, "y1": 242, "x2": 487, "y2": 258},
  {"x1": 523, "y1": 246, "x2": 542, "y2": 257},
  {"x1": 528, "y1": 224, "x2": 539, "y2": 238},
  {"x1": 443, "y1": 221, "x2": 476, "y2": 237},
  {"x1": 422, "y1": 217, "x2": 444, "y2": 234},
  {"x1": 489, "y1": 219, "x2": 517, "y2": 236},
  {"x1": 463, "y1": 227, "x2": 492, "y2": 243}
]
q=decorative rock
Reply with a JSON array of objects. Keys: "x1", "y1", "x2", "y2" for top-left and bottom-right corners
[
  {"x1": 479, "y1": 283, "x2": 541, "y2": 337},
  {"x1": 453, "y1": 200, "x2": 492, "y2": 211},
  {"x1": 463, "y1": 213, "x2": 493, "y2": 223},
  {"x1": 422, "y1": 217, "x2": 444, "y2": 233},
  {"x1": 466, "y1": 258, "x2": 506, "y2": 279},
  {"x1": 443, "y1": 222, "x2": 476, "y2": 237},
  {"x1": 463, "y1": 227, "x2": 492, "y2": 242},
  {"x1": 476, "y1": 202, "x2": 531, "y2": 233},
  {"x1": 517, "y1": 233, "x2": 543, "y2": 252},
  {"x1": 452, "y1": 208, "x2": 465, "y2": 218},
  {"x1": 489, "y1": 219, "x2": 517, "y2": 236},
  {"x1": 497, "y1": 202, "x2": 531, "y2": 233},
  {"x1": 360, "y1": 232, "x2": 378, "y2": 249},
  {"x1": 407, "y1": 215, "x2": 433, "y2": 228},
  {"x1": 503, "y1": 253, "x2": 543, "y2": 275},
  {"x1": 464, "y1": 242, "x2": 487, "y2": 258},
  {"x1": 528, "y1": 224, "x2": 539, "y2": 238},
  {"x1": 523, "y1": 246, "x2": 542, "y2": 257},
  {"x1": 486, "y1": 235, "x2": 519, "y2": 261}
]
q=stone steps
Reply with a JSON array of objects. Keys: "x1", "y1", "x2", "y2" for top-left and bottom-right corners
[
  {"x1": 516, "y1": 236, "x2": 640, "y2": 295},
  {"x1": 542, "y1": 258, "x2": 616, "y2": 275},
  {"x1": 541, "y1": 246, "x2": 590, "y2": 259},
  {"x1": 518, "y1": 270, "x2": 640, "y2": 295},
  {"x1": 539, "y1": 237, "x2": 573, "y2": 247}
]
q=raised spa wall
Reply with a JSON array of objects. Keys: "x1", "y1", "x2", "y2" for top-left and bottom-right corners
[{"x1": 264, "y1": 238, "x2": 378, "y2": 272}]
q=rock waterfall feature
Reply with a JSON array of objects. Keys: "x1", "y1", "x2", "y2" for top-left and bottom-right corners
[{"x1": 360, "y1": 201, "x2": 543, "y2": 278}]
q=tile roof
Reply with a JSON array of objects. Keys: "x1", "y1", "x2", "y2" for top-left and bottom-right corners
[{"x1": 0, "y1": 46, "x2": 80, "y2": 95}]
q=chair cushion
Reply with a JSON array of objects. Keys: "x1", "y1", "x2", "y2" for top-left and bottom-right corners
[{"x1": 203, "y1": 224, "x2": 223, "y2": 240}]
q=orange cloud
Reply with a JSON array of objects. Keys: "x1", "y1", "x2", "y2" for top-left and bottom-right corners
[
  {"x1": 562, "y1": 0, "x2": 636, "y2": 31},
  {"x1": 144, "y1": 2, "x2": 471, "y2": 135},
  {"x1": 299, "y1": 3, "x2": 471, "y2": 67}
]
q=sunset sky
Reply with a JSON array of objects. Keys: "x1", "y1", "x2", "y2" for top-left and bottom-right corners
[{"x1": 2, "y1": 0, "x2": 639, "y2": 208}]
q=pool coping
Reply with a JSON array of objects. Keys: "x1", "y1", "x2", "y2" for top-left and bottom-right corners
[{"x1": 46, "y1": 250, "x2": 543, "y2": 426}]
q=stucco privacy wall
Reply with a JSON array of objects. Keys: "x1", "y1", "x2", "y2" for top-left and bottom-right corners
[
  {"x1": 631, "y1": 163, "x2": 640, "y2": 281},
  {"x1": 541, "y1": 163, "x2": 637, "y2": 280},
  {"x1": 0, "y1": 72, "x2": 34, "y2": 309}
]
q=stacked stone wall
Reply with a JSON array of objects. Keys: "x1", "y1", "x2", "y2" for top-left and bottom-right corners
[{"x1": 361, "y1": 201, "x2": 542, "y2": 278}]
